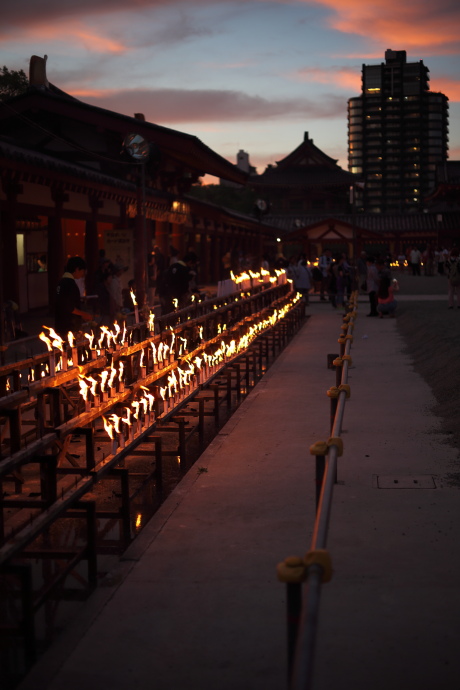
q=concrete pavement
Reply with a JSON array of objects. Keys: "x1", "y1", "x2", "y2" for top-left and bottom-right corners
[{"x1": 18, "y1": 297, "x2": 460, "y2": 690}]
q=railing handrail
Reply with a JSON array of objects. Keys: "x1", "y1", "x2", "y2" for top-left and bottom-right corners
[{"x1": 279, "y1": 296, "x2": 358, "y2": 690}]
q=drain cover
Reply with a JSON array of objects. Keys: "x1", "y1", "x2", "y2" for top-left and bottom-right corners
[{"x1": 376, "y1": 475, "x2": 436, "y2": 489}]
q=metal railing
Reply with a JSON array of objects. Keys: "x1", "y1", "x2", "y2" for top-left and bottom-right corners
[{"x1": 277, "y1": 293, "x2": 358, "y2": 690}]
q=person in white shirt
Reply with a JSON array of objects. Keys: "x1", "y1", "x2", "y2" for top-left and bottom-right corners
[
  {"x1": 409, "y1": 247, "x2": 422, "y2": 276},
  {"x1": 318, "y1": 249, "x2": 332, "y2": 301}
]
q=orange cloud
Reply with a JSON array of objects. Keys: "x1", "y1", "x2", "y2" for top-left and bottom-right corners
[
  {"x1": 430, "y1": 77, "x2": 460, "y2": 102},
  {"x1": 291, "y1": 66, "x2": 361, "y2": 92},
  {"x1": 311, "y1": 0, "x2": 460, "y2": 53},
  {"x1": 1, "y1": 19, "x2": 127, "y2": 54}
]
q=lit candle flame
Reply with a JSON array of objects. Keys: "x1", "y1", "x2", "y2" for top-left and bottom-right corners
[
  {"x1": 148, "y1": 311, "x2": 155, "y2": 331},
  {"x1": 68, "y1": 331, "x2": 76, "y2": 348},
  {"x1": 43, "y1": 326, "x2": 64, "y2": 351},
  {"x1": 130, "y1": 288, "x2": 137, "y2": 307},
  {"x1": 102, "y1": 416, "x2": 114, "y2": 440},
  {"x1": 140, "y1": 386, "x2": 155, "y2": 411},
  {"x1": 86, "y1": 376, "x2": 98, "y2": 397},
  {"x1": 131, "y1": 400, "x2": 140, "y2": 420},
  {"x1": 121, "y1": 407, "x2": 132, "y2": 426},
  {"x1": 108, "y1": 365, "x2": 117, "y2": 389},
  {"x1": 109, "y1": 413, "x2": 121, "y2": 434},
  {"x1": 84, "y1": 330, "x2": 95, "y2": 349},
  {"x1": 167, "y1": 370, "x2": 178, "y2": 397},
  {"x1": 39, "y1": 331, "x2": 53, "y2": 351},
  {"x1": 100, "y1": 370, "x2": 109, "y2": 392}
]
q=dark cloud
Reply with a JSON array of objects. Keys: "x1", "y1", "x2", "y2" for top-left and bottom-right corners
[
  {"x1": 2, "y1": 0, "x2": 168, "y2": 28},
  {"x1": 80, "y1": 87, "x2": 346, "y2": 122}
]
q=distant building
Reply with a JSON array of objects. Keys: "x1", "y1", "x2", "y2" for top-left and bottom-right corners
[
  {"x1": 251, "y1": 132, "x2": 356, "y2": 215},
  {"x1": 348, "y1": 49, "x2": 449, "y2": 214},
  {"x1": 220, "y1": 149, "x2": 256, "y2": 187}
]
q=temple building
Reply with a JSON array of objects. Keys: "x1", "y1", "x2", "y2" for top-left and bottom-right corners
[{"x1": 0, "y1": 56, "x2": 276, "y2": 314}]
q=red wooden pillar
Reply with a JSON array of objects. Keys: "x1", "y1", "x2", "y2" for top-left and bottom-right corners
[
  {"x1": 154, "y1": 221, "x2": 169, "y2": 258},
  {"x1": 0, "y1": 178, "x2": 21, "y2": 305},
  {"x1": 171, "y1": 222, "x2": 185, "y2": 258},
  {"x1": 48, "y1": 189, "x2": 68, "y2": 311},
  {"x1": 85, "y1": 196, "x2": 102, "y2": 294}
]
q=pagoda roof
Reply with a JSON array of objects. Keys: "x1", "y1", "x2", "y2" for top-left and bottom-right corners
[{"x1": 252, "y1": 132, "x2": 356, "y2": 187}]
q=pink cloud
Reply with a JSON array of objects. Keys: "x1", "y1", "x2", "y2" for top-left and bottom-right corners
[
  {"x1": 0, "y1": 18, "x2": 128, "y2": 53},
  {"x1": 430, "y1": 77, "x2": 460, "y2": 102},
  {"x1": 314, "y1": 0, "x2": 460, "y2": 53},
  {"x1": 70, "y1": 86, "x2": 347, "y2": 123},
  {"x1": 290, "y1": 66, "x2": 361, "y2": 92}
]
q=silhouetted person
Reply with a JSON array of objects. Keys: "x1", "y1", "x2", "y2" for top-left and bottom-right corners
[{"x1": 55, "y1": 257, "x2": 92, "y2": 338}]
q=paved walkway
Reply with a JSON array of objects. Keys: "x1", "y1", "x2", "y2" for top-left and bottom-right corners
[{"x1": 18, "y1": 295, "x2": 460, "y2": 690}]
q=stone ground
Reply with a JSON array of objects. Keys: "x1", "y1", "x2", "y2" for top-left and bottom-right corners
[{"x1": 394, "y1": 271, "x2": 460, "y2": 478}]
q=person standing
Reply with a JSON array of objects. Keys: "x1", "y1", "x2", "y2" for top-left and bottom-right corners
[
  {"x1": 445, "y1": 247, "x2": 460, "y2": 309},
  {"x1": 357, "y1": 251, "x2": 368, "y2": 293},
  {"x1": 55, "y1": 257, "x2": 92, "y2": 338},
  {"x1": 318, "y1": 249, "x2": 333, "y2": 301},
  {"x1": 409, "y1": 246, "x2": 422, "y2": 276},
  {"x1": 366, "y1": 256, "x2": 380, "y2": 317}
]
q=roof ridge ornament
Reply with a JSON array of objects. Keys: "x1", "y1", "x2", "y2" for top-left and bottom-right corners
[{"x1": 29, "y1": 55, "x2": 49, "y2": 90}]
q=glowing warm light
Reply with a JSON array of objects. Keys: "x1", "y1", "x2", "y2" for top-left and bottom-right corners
[
  {"x1": 108, "y1": 366, "x2": 117, "y2": 389},
  {"x1": 109, "y1": 413, "x2": 121, "y2": 434},
  {"x1": 39, "y1": 331, "x2": 53, "y2": 351},
  {"x1": 100, "y1": 370, "x2": 109, "y2": 392},
  {"x1": 68, "y1": 331, "x2": 76, "y2": 348},
  {"x1": 121, "y1": 407, "x2": 132, "y2": 426},
  {"x1": 102, "y1": 416, "x2": 114, "y2": 439},
  {"x1": 42, "y1": 326, "x2": 64, "y2": 351},
  {"x1": 130, "y1": 289, "x2": 138, "y2": 306},
  {"x1": 131, "y1": 400, "x2": 140, "y2": 420},
  {"x1": 148, "y1": 311, "x2": 155, "y2": 331},
  {"x1": 86, "y1": 376, "x2": 98, "y2": 396},
  {"x1": 85, "y1": 330, "x2": 95, "y2": 349}
]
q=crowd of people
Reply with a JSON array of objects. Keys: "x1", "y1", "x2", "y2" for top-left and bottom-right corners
[
  {"x1": 285, "y1": 245, "x2": 460, "y2": 317},
  {"x1": 53, "y1": 242, "x2": 460, "y2": 339}
]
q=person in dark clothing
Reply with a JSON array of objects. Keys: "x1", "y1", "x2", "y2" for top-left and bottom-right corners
[
  {"x1": 160, "y1": 259, "x2": 192, "y2": 313},
  {"x1": 55, "y1": 257, "x2": 92, "y2": 338}
]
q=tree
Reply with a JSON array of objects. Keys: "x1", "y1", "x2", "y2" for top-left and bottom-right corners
[{"x1": 0, "y1": 66, "x2": 29, "y2": 102}]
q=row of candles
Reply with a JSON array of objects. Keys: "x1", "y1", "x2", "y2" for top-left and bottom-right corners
[
  {"x1": 36, "y1": 266, "x2": 288, "y2": 380},
  {"x1": 88, "y1": 294, "x2": 301, "y2": 456}
]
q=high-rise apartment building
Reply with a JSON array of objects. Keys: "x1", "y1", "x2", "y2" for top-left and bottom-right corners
[{"x1": 348, "y1": 49, "x2": 449, "y2": 213}]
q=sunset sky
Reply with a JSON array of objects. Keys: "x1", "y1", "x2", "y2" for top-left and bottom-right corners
[{"x1": 2, "y1": 0, "x2": 460, "y2": 181}]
